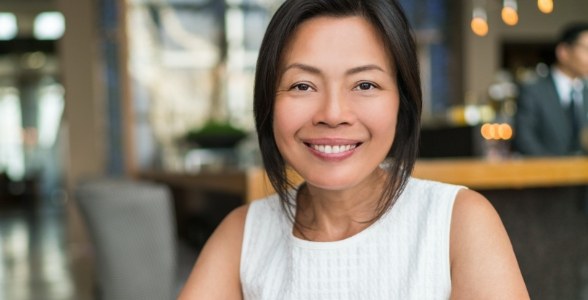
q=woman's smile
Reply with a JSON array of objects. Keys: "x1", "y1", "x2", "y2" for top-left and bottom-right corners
[{"x1": 302, "y1": 138, "x2": 362, "y2": 161}]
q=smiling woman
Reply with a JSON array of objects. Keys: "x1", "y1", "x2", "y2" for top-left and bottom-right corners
[{"x1": 178, "y1": 1, "x2": 529, "y2": 299}]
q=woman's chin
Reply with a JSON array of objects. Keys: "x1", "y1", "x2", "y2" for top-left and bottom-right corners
[{"x1": 302, "y1": 170, "x2": 384, "y2": 193}]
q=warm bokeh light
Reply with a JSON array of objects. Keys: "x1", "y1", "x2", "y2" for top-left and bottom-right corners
[
  {"x1": 481, "y1": 123, "x2": 493, "y2": 140},
  {"x1": 471, "y1": 7, "x2": 489, "y2": 37},
  {"x1": 481, "y1": 123, "x2": 513, "y2": 140},
  {"x1": 538, "y1": 0, "x2": 554, "y2": 14},
  {"x1": 501, "y1": 7, "x2": 519, "y2": 26},
  {"x1": 471, "y1": 17, "x2": 489, "y2": 37},
  {"x1": 498, "y1": 123, "x2": 513, "y2": 140}
]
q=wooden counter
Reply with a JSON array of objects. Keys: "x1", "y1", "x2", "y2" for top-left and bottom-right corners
[
  {"x1": 412, "y1": 157, "x2": 588, "y2": 189},
  {"x1": 139, "y1": 157, "x2": 588, "y2": 203}
]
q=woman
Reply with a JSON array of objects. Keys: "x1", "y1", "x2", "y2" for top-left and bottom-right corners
[{"x1": 179, "y1": 0, "x2": 529, "y2": 299}]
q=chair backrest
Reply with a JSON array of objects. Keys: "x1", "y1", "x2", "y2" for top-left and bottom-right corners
[{"x1": 76, "y1": 178, "x2": 176, "y2": 300}]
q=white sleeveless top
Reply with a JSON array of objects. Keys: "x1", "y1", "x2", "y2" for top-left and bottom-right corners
[{"x1": 240, "y1": 177, "x2": 464, "y2": 300}]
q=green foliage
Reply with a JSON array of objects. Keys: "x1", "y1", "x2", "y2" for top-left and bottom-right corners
[{"x1": 185, "y1": 121, "x2": 247, "y2": 148}]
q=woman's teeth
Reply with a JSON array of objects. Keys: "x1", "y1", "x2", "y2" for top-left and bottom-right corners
[{"x1": 311, "y1": 144, "x2": 356, "y2": 154}]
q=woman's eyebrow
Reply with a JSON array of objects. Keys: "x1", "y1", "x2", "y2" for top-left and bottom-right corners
[
  {"x1": 282, "y1": 63, "x2": 321, "y2": 75},
  {"x1": 282, "y1": 63, "x2": 386, "y2": 76},
  {"x1": 345, "y1": 64, "x2": 386, "y2": 75}
]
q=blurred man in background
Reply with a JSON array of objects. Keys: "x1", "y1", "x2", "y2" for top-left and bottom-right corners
[{"x1": 514, "y1": 23, "x2": 588, "y2": 156}]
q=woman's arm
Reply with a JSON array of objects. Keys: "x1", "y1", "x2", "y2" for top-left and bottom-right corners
[
  {"x1": 450, "y1": 189, "x2": 529, "y2": 299},
  {"x1": 177, "y1": 204, "x2": 249, "y2": 300}
]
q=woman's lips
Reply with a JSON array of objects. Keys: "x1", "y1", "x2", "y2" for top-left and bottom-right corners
[{"x1": 302, "y1": 139, "x2": 362, "y2": 160}]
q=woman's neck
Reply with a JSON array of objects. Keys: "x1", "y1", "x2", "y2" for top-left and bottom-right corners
[{"x1": 294, "y1": 168, "x2": 388, "y2": 241}]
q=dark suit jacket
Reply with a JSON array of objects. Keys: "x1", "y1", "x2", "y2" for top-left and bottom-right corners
[{"x1": 513, "y1": 74, "x2": 588, "y2": 156}]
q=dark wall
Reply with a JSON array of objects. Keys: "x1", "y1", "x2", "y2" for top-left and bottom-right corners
[{"x1": 484, "y1": 186, "x2": 588, "y2": 300}]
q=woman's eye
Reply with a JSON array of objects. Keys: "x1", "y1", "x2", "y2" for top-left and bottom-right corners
[
  {"x1": 292, "y1": 83, "x2": 312, "y2": 91},
  {"x1": 356, "y1": 82, "x2": 376, "y2": 90}
]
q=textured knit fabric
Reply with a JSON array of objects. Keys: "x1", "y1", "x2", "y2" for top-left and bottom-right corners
[{"x1": 240, "y1": 177, "x2": 464, "y2": 300}]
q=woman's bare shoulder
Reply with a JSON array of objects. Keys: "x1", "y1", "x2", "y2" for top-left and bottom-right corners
[
  {"x1": 218, "y1": 204, "x2": 250, "y2": 235},
  {"x1": 177, "y1": 204, "x2": 250, "y2": 300},
  {"x1": 449, "y1": 189, "x2": 529, "y2": 299}
]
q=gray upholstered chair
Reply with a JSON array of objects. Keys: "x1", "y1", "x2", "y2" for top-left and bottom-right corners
[{"x1": 76, "y1": 178, "x2": 195, "y2": 300}]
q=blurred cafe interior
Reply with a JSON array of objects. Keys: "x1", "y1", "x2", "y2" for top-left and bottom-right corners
[{"x1": 0, "y1": 0, "x2": 588, "y2": 299}]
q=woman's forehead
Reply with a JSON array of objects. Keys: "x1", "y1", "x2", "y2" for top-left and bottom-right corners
[{"x1": 279, "y1": 16, "x2": 395, "y2": 74}]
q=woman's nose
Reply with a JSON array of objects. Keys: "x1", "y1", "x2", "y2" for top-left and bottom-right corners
[{"x1": 312, "y1": 90, "x2": 355, "y2": 127}]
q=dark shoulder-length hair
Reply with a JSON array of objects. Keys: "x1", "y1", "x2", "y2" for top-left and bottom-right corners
[{"x1": 254, "y1": 0, "x2": 422, "y2": 222}]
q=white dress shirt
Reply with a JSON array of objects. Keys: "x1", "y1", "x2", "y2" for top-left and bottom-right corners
[{"x1": 552, "y1": 66, "x2": 584, "y2": 108}]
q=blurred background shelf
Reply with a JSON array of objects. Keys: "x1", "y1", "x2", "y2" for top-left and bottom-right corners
[{"x1": 139, "y1": 156, "x2": 588, "y2": 204}]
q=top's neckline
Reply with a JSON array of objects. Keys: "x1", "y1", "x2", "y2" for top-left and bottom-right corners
[{"x1": 284, "y1": 179, "x2": 413, "y2": 250}]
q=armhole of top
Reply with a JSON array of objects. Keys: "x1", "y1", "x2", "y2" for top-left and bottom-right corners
[
  {"x1": 446, "y1": 185, "x2": 468, "y2": 236},
  {"x1": 446, "y1": 185, "x2": 468, "y2": 282},
  {"x1": 239, "y1": 201, "x2": 257, "y2": 277}
]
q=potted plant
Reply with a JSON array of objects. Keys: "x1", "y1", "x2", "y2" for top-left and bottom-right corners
[{"x1": 184, "y1": 120, "x2": 247, "y2": 149}]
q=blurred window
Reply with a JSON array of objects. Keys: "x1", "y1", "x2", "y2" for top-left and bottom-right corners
[
  {"x1": 34, "y1": 12, "x2": 65, "y2": 40},
  {"x1": 0, "y1": 13, "x2": 18, "y2": 40},
  {"x1": 0, "y1": 87, "x2": 25, "y2": 180}
]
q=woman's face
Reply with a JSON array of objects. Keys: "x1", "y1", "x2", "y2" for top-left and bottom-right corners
[{"x1": 273, "y1": 16, "x2": 399, "y2": 191}]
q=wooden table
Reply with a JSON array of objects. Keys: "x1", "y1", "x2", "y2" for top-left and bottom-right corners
[{"x1": 140, "y1": 157, "x2": 588, "y2": 203}]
